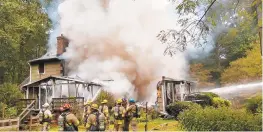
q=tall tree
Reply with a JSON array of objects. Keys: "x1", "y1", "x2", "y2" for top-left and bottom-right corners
[{"x1": 0, "y1": 0, "x2": 51, "y2": 84}]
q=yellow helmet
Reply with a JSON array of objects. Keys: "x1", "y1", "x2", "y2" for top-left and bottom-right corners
[
  {"x1": 116, "y1": 99, "x2": 122, "y2": 104},
  {"x1": 91, "y1": 104, "x2": 99, "y2": 110},
  {"x1": 85, "y1": 100, "x2": 92, "y2": 106},
  {"x1": 101, "y1": 99, "x2": 108, "y2": 104}
]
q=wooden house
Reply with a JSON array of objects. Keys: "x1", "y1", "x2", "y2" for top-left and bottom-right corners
[
  {"x1": 156, "y1": 76, "x2": 196, "y2": 113},
  {"x1": 20, "y1": 34, "x2": 102, "y2": 111}
]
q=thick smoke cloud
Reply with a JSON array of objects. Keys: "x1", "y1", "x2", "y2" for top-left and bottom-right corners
[{"x1": 57, "y1": 0, "x2": 189, "y2": 101}]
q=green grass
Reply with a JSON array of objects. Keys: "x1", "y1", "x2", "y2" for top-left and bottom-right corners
[{"x1": 44, "y1": 119, "x2": 180, "y2": 131}]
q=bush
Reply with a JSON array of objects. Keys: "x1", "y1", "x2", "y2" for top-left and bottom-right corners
[
  {"x1": 178, "y1": 107, "x2": 262, "y2": 131},
  {"x1": 0, "y1": 103, "x2": 18, "y2": 119},
  {"x1": 245, "y1": 94, "x2": 262, "y2": 114},
  {"x1": 195, "y1": 92, "x2": 219, "y2": 107},
  {"x1": 212, "y1": 97, "x2": 231, "y2": 108},
  {"x1": 166, "y1": 101, "x2": 201, "y2": 119},
  {"x1": 94, "y1": 90, "x2": 115, "y2": 107}
]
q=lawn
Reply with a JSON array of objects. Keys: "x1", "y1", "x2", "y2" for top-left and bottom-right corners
[{"x1": 42, "y1": 119, "x2": 180, "y2": 131}]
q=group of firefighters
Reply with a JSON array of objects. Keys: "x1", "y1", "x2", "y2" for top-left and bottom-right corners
[{"x1": 39, "y1": 98, "x2": 140, "y2": 131}]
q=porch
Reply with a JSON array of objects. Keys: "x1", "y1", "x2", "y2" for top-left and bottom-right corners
[{"x1": 20, "y1": 76, "x2": 102, "y2": 110}]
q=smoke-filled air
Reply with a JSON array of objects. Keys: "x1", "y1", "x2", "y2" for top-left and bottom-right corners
[{"x1": 55, "y1": 0, "x2": 192, "y2": 101}]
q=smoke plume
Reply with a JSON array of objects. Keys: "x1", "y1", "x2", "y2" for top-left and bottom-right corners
[{"x1": 57, "y1": 0, "x2": 190, "y2": 101}]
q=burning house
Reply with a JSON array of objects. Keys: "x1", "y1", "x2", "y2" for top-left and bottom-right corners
[
  {"x1": 20, "y1": 34, "x2": 102, "y2": 111},
  {"x1": 156, "y1": 76, "x2": 196, "y2": 113}
]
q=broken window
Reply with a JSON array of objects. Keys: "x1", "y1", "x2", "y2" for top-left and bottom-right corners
[{"x1": 39, "y1": 63, "x2": 44, "y2": 74}]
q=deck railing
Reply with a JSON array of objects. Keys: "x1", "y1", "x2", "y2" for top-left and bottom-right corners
[
  {"x1": 0, "y1": 118, "x2": 19, "y2": 130},
  {"x1": 51, "y1": 97, "x2": 84, "y2": 110}
]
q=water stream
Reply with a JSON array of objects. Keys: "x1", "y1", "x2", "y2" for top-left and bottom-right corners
[{"x1": 204, "y1": 82, "x2": 263, "y2": 99}]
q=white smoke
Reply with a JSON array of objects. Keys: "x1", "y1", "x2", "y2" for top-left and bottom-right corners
[{"x1": 56, "y1": 0, "x2": 192, "y2": 101}]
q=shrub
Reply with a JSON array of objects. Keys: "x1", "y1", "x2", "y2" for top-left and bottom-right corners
[
  {"x1": 178, "y1": 107, "x2": 262, "y2": 131},
  {"x1": 245, "y1": 94, "x2": 262, "y2": 114},
  {"x1": 195, "y1": 92, "x2": 219, "y2": 107},
  {"x1": 0, "y1": 103, "x2": 18, "y2": 119},
  {"x1": 166, "y1": 101, "x2": 201, "y2": 119},
  {"x1": 94, "y1": 90, "x2": 115, "y2": 107},
  {"x1": 212, "y1": 97, "x2": 231, "y2": 108}
]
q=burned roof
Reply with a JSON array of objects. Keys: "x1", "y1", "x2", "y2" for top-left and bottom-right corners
[
  {"x1": 28, "y1": 52, "x2": 61, "y2": 64},
  {"x1": 21, "y1": 75, "x2": 101, "y2": 90},
  {"x1": 162, "y1": 76, "x2": 196, "y2": 84}
]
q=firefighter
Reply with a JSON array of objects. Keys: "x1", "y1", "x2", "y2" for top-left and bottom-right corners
[
  {"x1": 83, "y1": 100, "x2": 92, "y2": 126},
  {"x1": 86, "y1": 103, "x2": 106, "y2": 131},
  {"x1": 126, "y1": 99, "x2": 140, "y2": 131},
  {"x1": 58, "y1": 107, "x2": 64, "y2": 132},
  {"x1": 122, "y1": 98, "x2": 128, "y2": 109},
  {"x1": 111, "y1": 99, "x2": 126, "y2": 131},
  {"x1": 39, "y1": 103, "x2": 52, "y2": 131},
  {"x1": 61, "y1": 103, "x2": 80, "y2": 131},
  {"x1": 99, "y1": 100, "x2": 109, "y2": 130},
  {"x1": 122, "y1": 98, "x2": 130, "y2": 131}
]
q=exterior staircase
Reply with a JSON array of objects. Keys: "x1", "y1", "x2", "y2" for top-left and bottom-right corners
[{"x1": 18, "y1": 100, "x2": 39, "y2": 130}]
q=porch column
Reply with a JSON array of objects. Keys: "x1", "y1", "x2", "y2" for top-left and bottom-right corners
[
  {"x1": 180, "y1": 82, "x2": 185, "y2": 101},
  {"x1": 39, "y1": 86, "x2": 41, "y2": 109},
  {"x1": 161, "y1": 83, "x2": 166, "y2": 112},
  {"x1": 26, "y1": 86, "x2": 29, "y2": 99},
  {"x1": 52, "y1": 79, "x2": 55, "y2": 98},
  {"x1": 171, "y1": 83, "x2": 175, "y2": 102}
]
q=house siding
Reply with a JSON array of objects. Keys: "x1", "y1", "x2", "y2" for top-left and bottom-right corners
[{"x1": 31, "y1": 61, "x2": 62, "y2": 82}]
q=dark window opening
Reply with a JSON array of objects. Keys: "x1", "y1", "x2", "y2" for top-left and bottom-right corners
[{"x1": 39, "y1": 63, "x2": 44, "y2": 74}]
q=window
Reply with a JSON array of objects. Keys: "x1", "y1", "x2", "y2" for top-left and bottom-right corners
[{"x1": 38, "y1": 63, "x2": 44, "y2": 74}]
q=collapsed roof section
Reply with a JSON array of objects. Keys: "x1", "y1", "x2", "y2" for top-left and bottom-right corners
[{"x1": 21, "y1": 75, "x2": 101, "y2": 90}]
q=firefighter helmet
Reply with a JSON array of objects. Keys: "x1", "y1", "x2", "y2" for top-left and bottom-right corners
[
  {"x1": 101, "y1": 99, "x2": 108, "y2": 104},
  {"x1": 63, "y1": 103, "x2": 71, "y2": 110},
  {"x1": 42, "y1": 103, "x2": 49, "y2": 108},
  {"x1": 91, "y1": 104, "x2": 99, "y2": 110},
  {"x1": 116, "y1": 99, "x2": 122, "y2": 104},
  {"x1": 84, "y1": 100, "x2": 92, "y2": 106},
  {"x1": 129, "y1": 98, "x2": 135, "y2": 103}
]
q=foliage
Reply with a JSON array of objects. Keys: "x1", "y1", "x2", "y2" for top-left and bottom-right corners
[
  {"x1": 194, "y1": 92, "x2": 219, "y2": 107},
  {"x1": 94, "y1": 90, "x2": 115, "y2": 107},
  {"x1": 166, "y1": 101, "x2": 201, "y2": 118},
  {"x1": 245, "y1": 94, "x2": 262, "y2": 114},
  {"x1": 189, "y1": 1, "x2": 260, "y2": 86},
  {"x1": 221, "y1": 42, "x2": 262, "y2": 84},
  {"x1": 178, "y1": 107, "x2": 262, "y2": 131},
  {"x1": 0, "y1": 0, "x2": 50, "y2": 84},
  {"x1": 0, "y1": 103, "x2": 18, "y2": 119},
  {"x1": 0, "y1": 83, "x2": 23, "y2": 119},
  {"x1": 190, "y1": 63, "x2": 211, "y2": 82},
  {"x1": 0, "y1": 83, "x2": 23, "y2": 107},
  {"x1": 212, "y1": 97, "x2": 231, "y2": 108}
]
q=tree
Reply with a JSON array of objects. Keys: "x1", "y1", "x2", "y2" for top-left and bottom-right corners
[
  {"x1": 221, "y1": 41, "x2": 262, "y2": 84},
  {"x1": 0, "y1": 83, "x2": 23, "y2": 119},
  {"x1": 189, "y1": 63, "x2": 214, "y2": 87},
  {"x1": 0, "y1": 0, "x2": 51, "y2": 84},
  {"x1": 0, "y1": 83, "x2": 23, "y2": 107}
]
